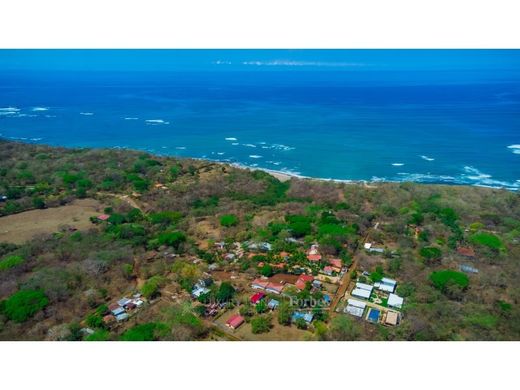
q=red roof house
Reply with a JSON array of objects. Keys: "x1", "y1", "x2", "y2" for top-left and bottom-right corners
[
  {"x1": 251, "y1": 278, "x2": 270, "y2": 290},
  {"x1": 226, "y1": 314, "x2": 245, "y2": 330},
  {"x1": 97, "y1": 214, "x2": 110, "y2": 221},
  {"x1": 307, "y1": 254, "x2": 322, "y2": 262},
  {"x1": 265, "y1": 282, "x2": 285, "y2": 294},
  {"x1": 250, "y1": 292, "x2": 266, "y2": 304},
  {"x1": 457, "y1": 247, "x2": 476, "y2": 257},
  {"x1": 329, "y1": 258, "x2": 342, "y2": 269},
  {"x1": 295, "y1": 275, "x2": 314, "y2": 290}
]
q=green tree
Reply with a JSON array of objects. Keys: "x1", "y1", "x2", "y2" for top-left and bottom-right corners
[
  {"x1": 220, "y1": 214, "x2": 239, "y2": 227},
  {"x1": 277, "y1": 301, "x2": 293, "y2": 325},
  {"x1": 120, "y1": 322, "x2": 169, "y2": 341},
  {"x1": 251, "y1": 315, "x2": 272, "y2": 334},
  {"x1": 255, "y1": 300, "x2": 267, "y2": 314},
  {"x1": 216, "y1": 282, "x2": 235, "y2": 303},
  {"x1": 0, "y1": 255, "x2": 24, "y2": 271},
  {"x1": 141, "y1": 276, "x2": 166, "y2": 299},
  {"x1": 1, "y1": 289, "x2": 49, "y2": 323}
]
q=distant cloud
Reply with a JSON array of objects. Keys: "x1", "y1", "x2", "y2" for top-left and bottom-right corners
[{"x1": 241, "y1": 60, "x2": 366, "y2": 67}]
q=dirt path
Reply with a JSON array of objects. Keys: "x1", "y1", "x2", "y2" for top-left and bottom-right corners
[
  {"x1": 96, "y1": 192, "x2": 144, "y2": 211},
  {"x1": 330, "y1": 229, "x2": 372, "y2": 312}
]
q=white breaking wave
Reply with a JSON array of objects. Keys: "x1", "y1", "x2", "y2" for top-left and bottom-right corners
[
  {"x1": 231, "y1": 142, "x2": 239, "y2": 146},
  {"x1": 124, "y1": 117, "x2": 139, "y2": 120},
  {"x1": 249, "y1": 155, "x2": 262, "y2": 159},
  {"x1": 145, "y1": 119, "x2": 170, "y2": 124},
  {"x1": 175, "y1": 146, "x2": 186, "y2": 150},
  {"x1": 243, "y1": 143, "x2": 257, "y2": 148},
  {"x1": 80, "y1": 112, "x2": 94, "y2": 116},
  {"x1": 507, "y1": 145, "x2": 520, "y2": 155},
  {"x1": 420, "y1": 155, "x2": 435, "y2": 161},
  {"x1": 0, "y1": 107, "x2": 20, "y2": 116},
  {"x1": 392, "y1": 163, "x2": 404, "y2": 166},
  {"x1": 31, "y1": 107, "x2": 49, "y2": 112},
  {"x1": 225, "y1": 137, "x2": 237, "y2": 141},
  {"x1": 217, "y1": 152, "x2": 225, "y2": 155}
]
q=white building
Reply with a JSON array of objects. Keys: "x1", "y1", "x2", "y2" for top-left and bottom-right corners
[
  {"x1": 388, "y1": 293, "x2": 404, "y2": 309},
  {"x1": 345, "y1": 299, "x2": 367, "y2": 317}
]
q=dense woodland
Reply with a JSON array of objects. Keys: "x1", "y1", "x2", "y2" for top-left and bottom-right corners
[{"x1": 0, "y1": 139, "x2": 519, "y2": 341}]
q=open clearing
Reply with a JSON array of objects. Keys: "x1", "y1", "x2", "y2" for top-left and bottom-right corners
[{"x1": 0, "y1": 198, "x2": 103, "y2": 244}]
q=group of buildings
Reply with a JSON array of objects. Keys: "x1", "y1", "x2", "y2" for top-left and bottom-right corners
[
  {"x1": 104, "y1": 293, "x2": 145, "y2": 325},
  {"x1": 345, "y1": 277, "x2": 403, "y2": 326}
]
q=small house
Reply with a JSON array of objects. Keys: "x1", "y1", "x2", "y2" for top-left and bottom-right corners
[
  {"x1": 345, "y1": 299, "x2": 367, "y2": 317},
  {"x1": 352, "y1": 282, "x2": 373, "y2": 300},
  {"x1": 192, "y1": 286, "x2": 210, "y2": 299},
  {"x1": 226, "y1": 314, "x2": 245, "y2": 330},
  {"x1": 292, "y1": 311, "x2": 314, "y2": 324},
  {"x1": 322, "y1": 266, "x2": 334, "y2": 276},
  {"x1": 111, "y1": 307, "x2": 125, "y2": 316},
  {"x1": 307, "y1": 254, "x2": 322, "y2": 262},
  {"x1": 268, "y1": 299, "x2": 280, "y2": 310},
  {"x1": 115, "y1": 312, "x2": 129, "y2": 322},
  {"x1": 385, "y1": 311, "x2": 400, "y2": 326},
  {"x1": 374, "y1": 277, "x2": 397, "y2": 293},
  {"x1": 460, "y1": 264, "x2": 479, "y2": 274},
  {"x1": 388, "y1": 293, "x2": 404, "y2": 309},
  {"x1": 251, "y1": 278, "x2": 270, "y2": 290},
  {"x1": 118, "y1": 298, "x2": 131, "y2": 307},
  {"x1": 295, "y1": 275, "x2": 314, "y2": 290},
  {"x1": 96, "y1": 214, "x2": 110, "y2": 222},
  {"x1": 250, "y1": 292, "x2": 266, "y2": 304},
  {"x1": 103, "y1": 314, "x2": 115, "y2": 325},
  {"x1": 265, "y1": 282, "x2": 285, "y2": 295},
  {"x1": 457, "y1": 247, "x2": 476, "y2": 258}
]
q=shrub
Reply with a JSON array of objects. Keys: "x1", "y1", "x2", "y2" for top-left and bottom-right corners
[
  {"x1": 0, "y1": 255, "x2": 24, "y2": 271},
  {"x1": 120, "y1": 322, "x2": 169, "y2": 341},
  {"x1": 86, "y1": 330, "x2": 110, "y2": 341},
  {"x1": 149, "y1": 211, "x2": 182, "y2": 225},
  {"x1": 285, "y1": 215, "x2": 312, "y2": 237},
  {"x1": 295, "y1": 317, "x2": 307, "y2": 330},
  {"x1": 85, "y1": 313, "x2": 105, "y2": 329},
  {"x1": 251, "y1": 315, "x2": 272, "y2": 334},
  {"x1": 470, "y1": 232, "x2": 503, "y2": 250},
  {"x1": 1, "y1": 289, "x2": 49, "y2": 323},
  {"x1": 420, "y1": 246, "x2": 442, "y2": 262},
  {"x1": 255, "y1": 300, "x2": 267, "y2": 314},
  {"x1": 220, "y1": 214, "x2": 239, "y2": 227},
  {"x1": 157, "y1": 231, "x2": 186, "y2": 249},
  {"x1": 141, "y1": 276, "x2": 166, "y2": 299},
  {"x1": 215, "y1": 282, "x2": 235, "y2": 303},
  {"x1": 430, "y1": 270, "x2": 469, "y2": 292},
  {"x1": 277, "y1": 301, "x2": 293, "y2": 325}
]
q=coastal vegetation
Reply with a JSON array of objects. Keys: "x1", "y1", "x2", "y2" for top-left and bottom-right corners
[{"x1": 0, "y1": 140, "x2": 519, "y2": 341}]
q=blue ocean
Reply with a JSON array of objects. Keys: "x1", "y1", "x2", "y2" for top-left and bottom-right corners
[{"x1": 1, "y1": 55, "x2": 519, "y2": 189}]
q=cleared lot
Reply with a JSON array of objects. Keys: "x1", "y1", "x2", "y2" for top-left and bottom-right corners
[{"x1": 0, "y1": 198, "x2": 103, "y2": 244}]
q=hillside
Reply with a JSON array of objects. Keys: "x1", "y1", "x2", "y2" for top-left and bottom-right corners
[{"x1": 0, "y1": 139, "x2": 519, "y2": 341}]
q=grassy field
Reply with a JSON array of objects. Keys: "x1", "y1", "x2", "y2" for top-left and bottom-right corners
[{"x1": 0, "y1": 199, "x2": 104, "y2": 244}]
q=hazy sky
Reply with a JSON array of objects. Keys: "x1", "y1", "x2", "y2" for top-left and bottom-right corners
[{"x1": 0, "y1": 50, "x2": 519, "y2": 72}]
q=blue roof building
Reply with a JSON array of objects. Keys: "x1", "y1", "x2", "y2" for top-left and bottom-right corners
[{"x1": 292, "y1": 311, "x2": 314, "y2": 324}]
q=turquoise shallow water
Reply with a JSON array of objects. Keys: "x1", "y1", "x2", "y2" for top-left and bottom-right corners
[{"x1": 0, "y1": 68, "x2": 519, "y2": 189}]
